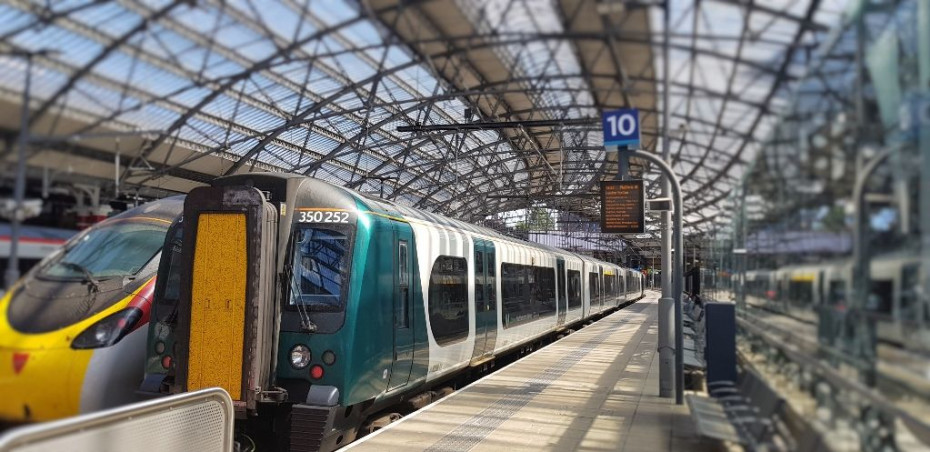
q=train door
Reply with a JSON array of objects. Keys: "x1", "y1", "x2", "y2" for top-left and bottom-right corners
[
  {"x1": 177, "y1": 186, "x2": 277, "y2": 410},
  {"x1": 614, "y1": 272, "x2": 621, "y2": 306},
  {"x1": 471, "y1": 239, "x2": 497, "y2": 363},
  {"x1": 557, "y1": 258, "x2": 567, "y2": 325},
  {"x1": 817, "y1": 271, "x2": 825, "y2": 306},
  {"x1": 587, "y1": 268, "x2": 596, "y2": 313},
  {"x1": 388, "y1": 226, "x2": 414, "y2": 390},
  {"x1": 899, "y1": 263, "x2": 922, "y2": 343},
  {"x1": 581, "y1": 262, "x2": 589, "y2": 318},
  {"x1": 621, "y1": 272, "x2": 628, "y2": 304},
  {"x1": 628, "y1": 272, "x2": 633, "y2": 300},
  {"x1": 590, "y1": 266, "x2": 602, "y2": 312}
]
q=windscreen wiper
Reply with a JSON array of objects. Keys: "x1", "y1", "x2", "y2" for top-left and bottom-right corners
[
  {"x1": 284, "y1": 263, "x2": 317, "y2": 333},
  {"x1": 59, "y1": 261, "x2": 100, "y2": 292}
]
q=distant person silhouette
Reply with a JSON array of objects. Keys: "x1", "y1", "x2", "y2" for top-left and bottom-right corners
[{"x1": 684, "y1": 260, "x2": 701, "y2": 297}]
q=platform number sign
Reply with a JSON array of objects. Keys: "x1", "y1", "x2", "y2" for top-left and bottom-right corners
[{"x1": 602, "y1": 108, "x2": 641, "y2": 147}]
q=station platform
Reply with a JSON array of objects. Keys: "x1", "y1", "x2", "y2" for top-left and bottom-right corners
[{"x1": 347, "y1": 292, "x2": 716, "y2": 452}]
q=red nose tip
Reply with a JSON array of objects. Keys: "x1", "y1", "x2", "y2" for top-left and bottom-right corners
[{"x1": 12, "y1": 353, "x2": 29, "y2": 375}]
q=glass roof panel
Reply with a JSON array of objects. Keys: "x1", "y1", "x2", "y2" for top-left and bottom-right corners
[{"x1": 0, "y1": 0, "x2": 854, "y2": 251}]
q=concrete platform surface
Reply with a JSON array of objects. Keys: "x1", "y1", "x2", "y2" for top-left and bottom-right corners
[{"x1": 346, "y1": 292, "x2": 716, "y2": 452}]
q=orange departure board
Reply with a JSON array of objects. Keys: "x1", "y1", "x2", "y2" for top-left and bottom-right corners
[{"x1": 600, "y1": 180, "x2": 645, "y2": 233}]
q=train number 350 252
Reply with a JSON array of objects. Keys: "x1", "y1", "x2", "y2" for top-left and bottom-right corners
[{"x1": 297, "y1": 210, "x2": 350, "y2": 223}]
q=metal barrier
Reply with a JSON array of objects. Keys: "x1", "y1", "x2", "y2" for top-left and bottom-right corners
[
  {"x1": 737, "y1": 314, "x2": 930, "y2": 452},
  {"x1": 0, "y1": 388, "x2": 234, "y2": 452}
]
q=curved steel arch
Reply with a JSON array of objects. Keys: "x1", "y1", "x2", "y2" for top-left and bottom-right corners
[{"x1": 0, "y1": 0, "x2": 838, "y2": 255}]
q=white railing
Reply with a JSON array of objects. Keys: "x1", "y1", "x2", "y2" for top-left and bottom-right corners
[{"x1": 0, "y1": 388, "x2": 234, "y2": 452}]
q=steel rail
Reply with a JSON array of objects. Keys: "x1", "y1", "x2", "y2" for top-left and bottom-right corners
[{"x1": 737, "y1": 314, "x2": 930, "y2": 441}]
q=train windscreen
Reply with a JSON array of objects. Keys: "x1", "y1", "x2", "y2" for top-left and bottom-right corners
[
  {"x1": 8, "y1": 218, "x2": 170, "y2": 334},
  {"x1": 42, "y1": 220, "x2": 167, "y2": 279},
  {"x1": 288, "y1": 226, "x2": 349, "y2": 311},
  {"x1": 788, "y1": 280, "x2": 814, "y2": 306}
]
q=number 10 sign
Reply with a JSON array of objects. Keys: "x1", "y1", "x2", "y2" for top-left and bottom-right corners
[{"x1": 602, "y1": 108, "x2": 640, "y2": 147}]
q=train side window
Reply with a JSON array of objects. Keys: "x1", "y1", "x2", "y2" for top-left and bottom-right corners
[
  {"x1": 398, "y1": 241, "x2": 409, "y2": 286},
  {"x1": 867, "y1": 279, "x2": 893, "y2": 316},
  {"x1": 567, "y1": 270, "x2": 582, "y2": 309},
  {"x1": 817, "y1": 272, "x2": 825, "y2": 306},
  {"x1": 828, "y1": 280, "x2": 845, "y2": 307},
  {"x1": 589, "y1": 272, "x2": 598, "y2": 302},
  {"x1": 154, "y1": 223, "x2": 184, "y2": 324},
  {"x1": 789, "y1": 280, "x2": 813, "y2": 306},
  {"x1": 428, "y1": 256, "x2": 468, "y2": 345},
  {"x1": 396, "y1": 241, "x2": 409, "y2": 329},
  {"x1": 501, "y1": 263, "x2": 526, "y2": 327},
  {"x1": 475, "y1": 250, "x2": 485, "y2": 303},
  {"x1": 535, "y1": 267, "x2": 556, "y2": 317},
  {"x1": 502, "y1": 263, "x2": 555, "y2": 327},
  {"x1": 524, "y1": 265, "x2": 534, "y2": 301},
  {"x1": 486, "y1": 249, "x2": 496, "y2": 306},
  {"x1": 900, "y1": 264, "x2": 919, "y2": 322}
]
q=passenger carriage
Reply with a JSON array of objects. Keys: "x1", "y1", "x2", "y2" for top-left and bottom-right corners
[
  {"x1": 141, "y1": 173, "x2": 645, "y2": 451},
  {"x1": 743, "y1": 254, "x2": 927, "y2": 352}
]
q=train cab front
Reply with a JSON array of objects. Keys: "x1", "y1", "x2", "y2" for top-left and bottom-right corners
[
  {"x1": 150, "y1": 175, "x2": 364, "y2": 451},
  {"x1": 274, "y1": 203, "x2": 359, "y2": 451},
  {"x1": 0, "y1": 211, "x2": 174, "y2": 423}
]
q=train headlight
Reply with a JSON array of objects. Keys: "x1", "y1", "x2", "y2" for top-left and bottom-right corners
[
  {"x1": 289, "y1": 344, "x2": 311, "y2": 369},
  {"x1": 71, "y1": 308, "x2": 143, "y2": 349}
]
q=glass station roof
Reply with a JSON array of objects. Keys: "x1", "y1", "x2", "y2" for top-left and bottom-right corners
[{"x1": 0, "y1": 0, "x2": 849, "y2": 254}]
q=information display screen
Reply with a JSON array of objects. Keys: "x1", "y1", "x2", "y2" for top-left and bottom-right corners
[{"x1": 600, "y1": 180, "x2": 645, "y2": 234}]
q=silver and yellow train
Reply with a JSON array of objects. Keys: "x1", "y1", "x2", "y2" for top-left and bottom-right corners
[
  {"x1": 0, "y1": 197, "x2": 183, "y2": 422},
  {"x1": 743, "y1": 252, "x2": 927, "y2": 351}
]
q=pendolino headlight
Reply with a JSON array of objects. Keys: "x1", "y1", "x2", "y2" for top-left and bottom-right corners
[
  {"x1": 290, "y1": 344, "x2": 311, "y2": 369},
  {"x1": 71, "y1": 308, "x2": 143, "y2": 349}
]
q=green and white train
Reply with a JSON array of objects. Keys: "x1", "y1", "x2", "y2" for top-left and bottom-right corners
[{"x1": 140, "y1": 173, "x2": 644, "y2": 451}]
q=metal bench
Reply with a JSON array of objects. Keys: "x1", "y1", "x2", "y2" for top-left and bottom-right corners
[
  {"x1": 683, "y1": 297, "x2": 706, "y2": 371},
  {"x1": 686, "y1": 369, "x2": 784, "y2": 448}
]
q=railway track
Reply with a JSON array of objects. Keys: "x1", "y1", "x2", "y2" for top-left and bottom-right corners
[
  {"x1": 739, "y1": 305, "x2": 930, "y2": 425},
  {"x1": 742, "y1": 298, "x2": 930, "y2": 382}
]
